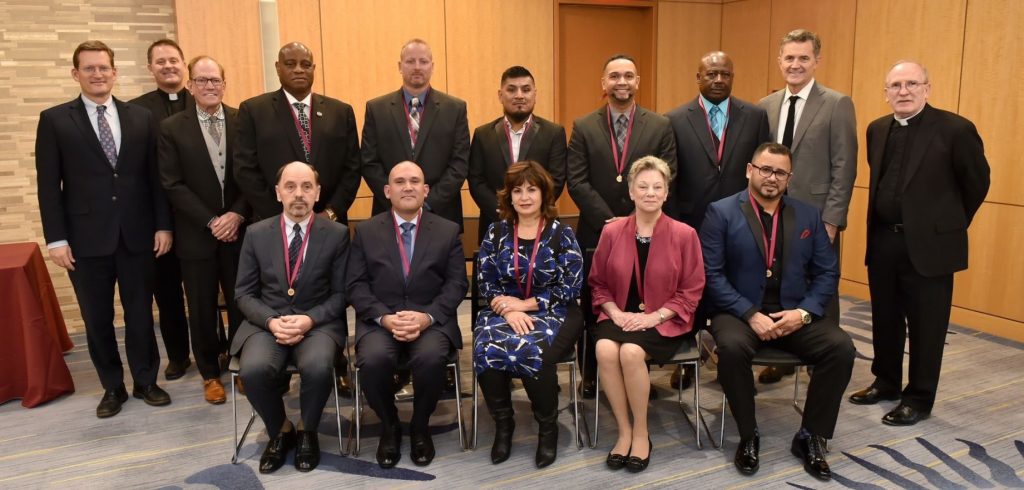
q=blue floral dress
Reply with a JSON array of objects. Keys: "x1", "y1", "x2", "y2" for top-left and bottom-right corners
[{"x1": 474, "y1": 220, "x2": 584, "y2": 378}]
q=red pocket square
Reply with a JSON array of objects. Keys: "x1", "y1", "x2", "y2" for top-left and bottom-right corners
[{"x1": 800, "y1": 229, "x2": 811, "y2": 239}]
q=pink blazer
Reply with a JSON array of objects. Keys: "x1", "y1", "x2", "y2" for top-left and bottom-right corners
[{"x1": 589, "y1": 213, "x2": 705, "y2": 337}]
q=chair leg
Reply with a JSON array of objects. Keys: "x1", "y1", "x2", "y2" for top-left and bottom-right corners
[
  {"x1": 452, "y1": 360, "x2": 467, "y2": 451},
  {"x1": 570, "y1": 359, "x2": 583, "y2": 450},
  {"x1": 471, "y1": 367, "x2": 479, "y2": 450},
  {"x1": 349, "y1": 366, "x2": 362, "y2": 457},
  {"x1": 792, "y1": 367, "x2": 804, "y2": 416},
  {"x1": 231, "y1": 372, "x2": 257, "y2": 464},
  {"x1": 590, "y1": 368, "x2": 600, "y2": 448},
  {"x1": 332, "y1": 366, "x2": 346, "y2": 456},
  {"x1": 718, "y1": 394, "x2": 728, "y2": 450}
]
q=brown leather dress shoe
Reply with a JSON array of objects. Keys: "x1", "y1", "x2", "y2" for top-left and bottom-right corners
[
  {"x1": 235, "y1": 376, "x2": 246, "y2": 395},
  {"x1": 758, "y1": 365, "x2": 795, "y2": 384},
  {"x1": 204, "y1": 379, "x2": 227, "y2": 404}
]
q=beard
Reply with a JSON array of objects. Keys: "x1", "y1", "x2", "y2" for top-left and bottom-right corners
[{"x1": 505, "y1": 109, "x2": 531, "y2": 124}]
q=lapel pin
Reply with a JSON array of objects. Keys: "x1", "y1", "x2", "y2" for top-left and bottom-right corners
[{"x1": 316, "y1": 111, "x2": 323, "y2": 117}]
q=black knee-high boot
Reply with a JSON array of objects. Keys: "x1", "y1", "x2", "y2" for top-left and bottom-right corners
[
  {"x1": 522, "y1": 364, "x2": 559, "y2": 468},
  {"x1": 478, "y1": 369, "x2": 515, "y2": 464}
]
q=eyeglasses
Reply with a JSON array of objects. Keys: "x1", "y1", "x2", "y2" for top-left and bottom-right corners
[
  {"x1": 885, "y1": 80, "x2": 927, "y2": 93},
  {"x1": 79, "y1": 65, "x2": 112, "y2": 74},
  {"x1": 702, "y1": 70, "x2": 733, "y2": 81},
  {"x1": 192, "y1": 77, "x2": 224, "y2": 87},
  {"x1": 750, "y1": 162, "x2": 792, "y2": 180}
]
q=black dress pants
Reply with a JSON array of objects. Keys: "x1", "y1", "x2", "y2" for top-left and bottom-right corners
[
  {"x1": 179, "y1": 242, "x2": 242, "y2": 380},
  {"x1": 153, "y1": 249, "x2": 190, "y2": 363},
  {"x1": 867, "y1": 227, "x2": 954, "y2": 412},
  {"x1": 710, "y1": 312, "x2": 854, "y2": 439}
]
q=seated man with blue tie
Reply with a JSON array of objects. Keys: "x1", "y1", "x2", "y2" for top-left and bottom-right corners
[
  {"x1": 232, "y1": 161, "x2": 350, "y2": 474},
  {"x1": 347, "y1": 161, "x2": 468, "y2": 469}
]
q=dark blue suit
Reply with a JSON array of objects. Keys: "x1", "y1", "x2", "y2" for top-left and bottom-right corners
[{"x1": 700, "y1": 191, "x2": 853, "y2": 440}]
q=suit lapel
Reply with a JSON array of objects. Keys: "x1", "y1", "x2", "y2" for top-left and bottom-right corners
[
  {"x1": 406, "y1": 212, "x2": 435, "y2": 285},
  {"x1": 268, "y1": 217, "x2": 286, "y2": 288},
  {"x1": 519, "y1": 117, "x2": 540, "y2": 160},
  {"x1": 493, "y1": 119, "x2": 511, "y2": 166},
  {"x1": 274, "y1": 90, "x2": 307, "y2": 160},
  {"x1": 781, "y1": 199, "x2": 796, "y2": 275},
  {"x1": 625, "y1": 107, "x2": 648, "y2": 164},
  {"x1": 295, "y1": 217, "x2": 327, "y2": 289},
  {"x1": 184, "y1": 106, "x2": 221, "y2": 185},
  {"x1": 69, "y1": 98, "x2": 109, "y2": 166},
  {"x1": 388, "y1": 90, "x2": 415, "y2": 159},
  {"x1": 765, "y1": 92, "x2": 783, "y2": 137},
  {"x1": 792, "y1": 84, "x2": 824, "y2": 151},
  {"x1": 224, "y1": 106, "x2": 235, "y2": 180},
  {"x1": 309, "y1": 94, "x2": 326, "y2": 164},
  {"x1": 414, "y1": 94, "x2": 441, "y2": 159},
  {"x1": 900, "y1": 105, "x2": 937, "y2": 193},
  {"x1": 740, "y1": 194, "x2": 767, "y2": 261},
  {"x1": 686, "y1": 103, "x2": 717, "y2": 164},
  {"x1": 721, "y1": 99, "x2": 748, "y2": 166},
  {"x1": 868, "y1": 120, "x2": 890, "y2": 196},
  {"x1": 112, "y1": 98, "x2": 133, "y2": 169}
]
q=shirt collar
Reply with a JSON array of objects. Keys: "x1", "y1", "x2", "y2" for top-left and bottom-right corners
[
  {"x1": 503, "y1": 114, "x2": 533, "y2": 134},
  {"x1": 392, "y1": 209, "x2": 421, "y2": 227},
  {"x1": 81, "y1": 94, "x2": 114, "y2": 112},
  {"x1": 699, "y1": 94, "x2": 730, "y2": 115},
  {"x1": 403, "y1": 87, "x2": 430, "y2": 107},
  {"x1": 609, "y1": 102, "x2": 635, "y2": 122},
  {"x1": 195, "y1": 103, "x2": 224, "y2": 121},
  {"x1": 159, "y1": 87, "x2": 187, "y2": 101},
  {"x1": 894, "y1": 107, "x2": 925, "y2": 126},
  {"x1": 784, "y1": 79, "x2": 815, "y2": 100},
  {"x1": 283, "y1": 214, "x2": 312, "y2": 235},
  {"x1": 283, "y1": 90, "x2": 312, "y2": 107}
]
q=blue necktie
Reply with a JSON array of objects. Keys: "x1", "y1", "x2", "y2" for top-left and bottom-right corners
[
  {"x1": 400, "y1": 222, "x2": 415, "y2": 276},
  {"x1": 709, "y1": 105, "x2": 722, "y2": 140},
  {"x1": 96, "y1": 105, "x2": 117, "y2": 167}
]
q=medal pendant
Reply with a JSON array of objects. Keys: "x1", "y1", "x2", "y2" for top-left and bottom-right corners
[
  {"x1": 765, "y1": 269, "x2": 772, "y2": 278},
  {"x1": 638, "y1": 303, "x2": 645, "y2": 311},
  {"x1": 616, "y1": 175, "x2": 623, "y2": 183},
  {"x1": 287, "y1": 288, "x2": 295, "y2": 296}
]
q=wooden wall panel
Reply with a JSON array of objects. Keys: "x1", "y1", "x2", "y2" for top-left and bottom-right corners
[
  {"x1": 766, "y1": 0, "x2": 856, "y2": 95},
  {"x1": 959, "y1": 0, "x2": 1023, "y2": 206},
  {"x1": 277, "y1": 0, "x2": 325, "y2": 96},
  {"x1": 840, "y1": 187, "x2": 869, "y2": 284},
  {"x1": 655, "y1": 1, "x2": 722, "y2": 113},
  {"x1": 720, "y1": 0, "x2": 771, "y2": 102},
  {"x1": 953, "y1": 202, "x2": 1024, "y2": 322},
  {"x1": 174, "y1": 0, "x2": 264, "y2": 106},
  {"x1": 850, "y1": 0, "x2": 967, "y2": 189}
]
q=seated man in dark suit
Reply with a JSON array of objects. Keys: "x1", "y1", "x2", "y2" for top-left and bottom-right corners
[
  {"x1": 232, "y1": 162, "x2": 349, "y2": 473},
  {"x1": 700, "y1": 143, "x2": 853, "y2": 481},
  {"x1": 347, "y1": 161, "x2": 468, "y2": 469}
]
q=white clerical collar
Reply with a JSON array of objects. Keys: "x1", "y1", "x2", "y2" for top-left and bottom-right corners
[{"x1": 894, "y1": 108, "x2": 924, "y2": 126}]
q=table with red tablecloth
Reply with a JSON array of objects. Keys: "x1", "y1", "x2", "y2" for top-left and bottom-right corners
[{"x1": 0, "y1": 242, "x2": 75, "y2": 407}]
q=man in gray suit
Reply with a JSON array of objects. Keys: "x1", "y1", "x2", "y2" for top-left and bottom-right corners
[
  {"x1": 348, "y1": 161, "x2": 468, "y2": 469},
  {"x1": 361, "y1": 39, "x2": 471, "y2": 230},
  {"x1": 757, "y1": 29, "x2": 856, "y2": 383},
  {"x1": 232, "y1": 162, "x2": 350, "y2": 474}
]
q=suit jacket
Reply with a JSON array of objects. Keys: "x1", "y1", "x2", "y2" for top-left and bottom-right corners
[
  {"x1": 129, "y1": 88, "x2": 194, "y2": 123},
  {"x1": 588, "y1": 213, "x2": 704, "y2": 337},
  {"x1": 468, "y1": 115, "x2": 567, "y2": 241},
  {"x1": 700, "y1": 192, "x2": 838, "y2": 320},
  {"x1": 759, "y1": 81, "x2": 857, "y2": 228},
  {"x1": 233, "y1": 89, "x2": 361, "y2": 223},
  {"x1": 35, "y1": 96, "x2": 172, "y2": 257},
  {"x1": 230, "y1": 215, "x2": 350, "y2": 354},
  {"x1": 666, "y1": 96, "x2": 770, "y2": 230},
  {"x1": 360, "y1": 89, "x2": 471, "y2": 229},
  {"x1": 346, "y1": 210, "x2": 468, "y2": 348},
  {"x1": 566, "y1": 105, "x2": 677, "y2": 249},
  {"x1": 158, "y1": 103, "x2": 250, "y2": 260},
  {"x1": 865, "y1": 104, "x2": 990, "y2": 277}
]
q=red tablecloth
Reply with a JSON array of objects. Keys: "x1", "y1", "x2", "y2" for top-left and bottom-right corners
[{"x1": 0, "y1": 242, "x2": 75, "y2": 407}]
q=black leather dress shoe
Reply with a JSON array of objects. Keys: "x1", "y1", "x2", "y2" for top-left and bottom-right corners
[
  {"x1": 410, "y1": 432, "x2": 435, "y2": 466},
  {"x1": 882, "y1": 404, "x2": 930, "y2": 426},
  {"x1": 336, "y1": 374, "x2": 353, "y2": 398},
  {"x1": 376, "y1": 425, "x2": 402, "y2": 469},
  {"x1": 164, "y1": 358, "x2": 191, "y2": 381},
  {"x1": 734, "y1": 433, "x2": 760, "y2": 475},
  {"x1": 849, "y1": 386, "x2": 900, "y2": 405},
  {"x1": 758, "y1": 365, "x2": 795, "y2": 384},
  {"x1": 580, "y1": 376, "x2": 596, "y2": 399},
  {"x1": 96, "y1": 385, "x2": 129, "y2": 418},
  {"x1": 132, "y1": 384, "x2": 171, "y2": 406},
  {"x1": 259, "y1": 429, "x2": 296, "y2": 474},
  {"x1": 791, "y1": 433, "x2": 831, "y2": 480},
  {"x1": 670, "y1": 365, "x2": 694, "y2": 391},
  {"x1": 626, "y1": 438, "x2": 652, "y2": 473},
  {"x1": 294, "y1": 430, "x2": 320, "y2": 472}
]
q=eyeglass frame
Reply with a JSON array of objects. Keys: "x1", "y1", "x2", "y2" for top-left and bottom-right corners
[
  {"x1": 191, "y1": 77, "x2": 225, "y2": 88},
  {"x1": 884, "y1": 80, "x2": 928, "y2": 93},
  {"x1": 749, "y1": 162, "x2": 792, "y2": 180}
]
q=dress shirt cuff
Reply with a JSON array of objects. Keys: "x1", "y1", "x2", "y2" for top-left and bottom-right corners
[{"x1": 46, "y1": 240, "x2": 69, "y2": 249}]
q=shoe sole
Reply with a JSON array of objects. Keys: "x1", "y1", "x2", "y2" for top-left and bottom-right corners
[
  {"x1": 96, "y1": 406, "x2": 122, "y2": 418},
  {"x1": 206, "y1": 397, "x2": 227, "y2": 405},
  {"x1": 735, "y1": 463, "x2": 759, "y2": 475},
  {"x1": 849, "y1": 396, "x2": 899, "y2": 405},
  {"x1": 133, "y1": 393, "x2": 172, "y2": 406},
  {"x1": 882, "y1": 414, "x2": 929, "y2": 426}
]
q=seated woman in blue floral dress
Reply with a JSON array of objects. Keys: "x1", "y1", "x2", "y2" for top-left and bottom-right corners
[{"x1": 475, "y1": 161, "x2": 583, "y2": 469}]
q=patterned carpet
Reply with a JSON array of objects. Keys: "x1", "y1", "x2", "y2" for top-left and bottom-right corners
[{"x1": 1, "y1": 296, "x2": 1022, "y2": 489}]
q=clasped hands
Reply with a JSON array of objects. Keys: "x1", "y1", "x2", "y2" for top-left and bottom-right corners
[
  {"x1": 491, "y1": 295, "x2": 538, "y2": 335},
  {"x1": 382, "y1": 311, "x2": 431, "y2": 342},
  {"x1": 608, "y1": 309, "x2": 661, "y2": 332},
  {"x1": 748, "y1": 310, "x2": 804, "y2": 341},
  {"x1": 209, "y1": 212, "x2": 244, "y2": 242},
  {"x1": 269, "y1": 314, "x2": 314, "y2": 345}
]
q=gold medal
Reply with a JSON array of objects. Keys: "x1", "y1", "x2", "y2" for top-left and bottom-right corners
[
  {"x1": 616, "y1": 174, "x2": 623, "y2": 183},
  {"x1": 287, "y1": 288, "x2": 295, "y2": 296},
  {"x1": 639, "y1": 303, "x2": 645, "y2": 311},
  {"x1": 765, "y1": 269, "x2": 772, "y2": 278}
]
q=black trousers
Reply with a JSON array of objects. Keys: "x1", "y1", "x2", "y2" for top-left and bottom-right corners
[
  {"x1": 357, "y1": 327, "x2": 452, "y2": 434},
  {"x1": 154, "y1": 250, "x2": 190, "y2": 363},
  {"x1": 238, "y1": 328, "x2": 338, "y2": 439},
  {"x1": 710, "y1": 312, "x2": 854, "y2": 439},
  {"x1": 68, "y1": 240, "x2": 160, "y2": 390},
  {"x1": 867, "y1": 227, "x2": 954, "y2": 412},
  {"x1": 179, "y1": 242, "x2": 242, "y2": 380}
]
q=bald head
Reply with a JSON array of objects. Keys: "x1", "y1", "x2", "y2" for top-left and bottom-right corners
[
  {"x1": 276, "y1": 42, "x2": 315, "y2": 99},
  {"x1": 385, "y1": 161, "x2": 429, "y2": 219},
  {"x1": 697, "y1": 51, "x2": 734, "y2": 103}
]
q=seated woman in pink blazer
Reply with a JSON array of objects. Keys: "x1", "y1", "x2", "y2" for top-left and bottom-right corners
[{"x1": 589, "y1": 156, "x2": 705, "y2": 473}]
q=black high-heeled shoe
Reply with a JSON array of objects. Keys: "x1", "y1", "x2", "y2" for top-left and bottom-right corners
[
  {"x1": 606, "y1": 443, "x2": 631, "y2": 470},
  {"x1": 626, "y1": 439, "x2": 652, "y2": 473}
]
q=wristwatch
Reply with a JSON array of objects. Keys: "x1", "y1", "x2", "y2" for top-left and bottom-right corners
[
  {"x1": 796, "y1": 308, "x2": 812, "y2": 325},
  {"x1": 324, "y1": 207, "x2": 338, "y2": 222}
]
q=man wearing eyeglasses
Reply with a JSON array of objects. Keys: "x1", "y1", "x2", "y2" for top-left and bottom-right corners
[
  {"x1": 701, "y1": 142, "x2": 853, "y2": 481},
  {"x1": 848, "y1": 61, "x2": 989, "y2": 426},
  {"x1": 130, "y1": 38, "x2": 192, "y2": 383},
  {"x1": 756, "y1": 29, "x2": 857, "y2": 385},
  {"x1": 158, "y1": 56, "x2": 249, "y2": 405}
]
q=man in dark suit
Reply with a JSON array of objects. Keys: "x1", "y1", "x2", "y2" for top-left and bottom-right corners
[
  {"x1": 665, "y1": 50, "x2": 771, "y2": 390},
  {"x1": 361, "y1": 38, "x2": 471, "y2": 229},
  {"x1": 232, "y1": 162, "x2": 350, "y2": 473},
  {"x1": 469, "y1": 65, "x2": 566, "y2": 242},
  {"x1": 347, "y1": 162, "x2": 468, "y2": 469},
  {"x1": 757, "y1": 29, "x2": 857, "y2": 384},
  {"x1": 701, "y1": 143, "x2": 853, "y2": 481},
  {"x1": 848, "y1": 61, "x2": 989, "y2": 426},
  {"x1": 130, "y1": 38, "x2": 192, "y2": 380},
  {"x1": 566, "y1": 54, "x2": 676, "y2": 397},
  {"x1": 159, "y1": 56, "x2": 249, "y2": 405},
  {"x1": 233, "y1": 42, "x2": 361, "y2": 224},
  {"x1": 36, "y1": 40, "x2": 173, "y2": 418}
]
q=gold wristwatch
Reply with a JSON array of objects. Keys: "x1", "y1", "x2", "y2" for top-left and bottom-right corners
[
  {"x1": 797, "y1": 308, "x2": 812, "y2": 325},
  {"x1": 324, "y1": 207, "x2": 338, "y2": 222}
]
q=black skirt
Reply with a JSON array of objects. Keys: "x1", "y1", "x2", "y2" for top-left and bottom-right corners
[{"x1": 592, "y1": 319, "x2": 685, "y2": 362}]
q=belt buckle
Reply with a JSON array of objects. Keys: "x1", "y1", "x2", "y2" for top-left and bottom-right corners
[{"x1": 891, "y1": 223, "x2": 904, "y2": 233}]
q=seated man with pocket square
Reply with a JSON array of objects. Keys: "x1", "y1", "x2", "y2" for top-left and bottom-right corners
[
  {"x1": 700, "y1": 142, "x2": 853, "y2": 481},
  {"x1": 232, "y1": 161, "x2": 349, "y2": 474}
]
